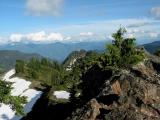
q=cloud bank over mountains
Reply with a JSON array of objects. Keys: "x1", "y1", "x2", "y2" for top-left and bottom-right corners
[
  {"x1": 8, "y1": 31, "x2": 106, "y2": 44},
  {"x1": 10, "y1": 31, "x2": 64, "y2": 43},
  {"x1": 0, "y1": 18, "x2": 159, "y2": 45}
]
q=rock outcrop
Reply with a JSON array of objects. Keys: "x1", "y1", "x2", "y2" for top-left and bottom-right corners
[{"x1": 68, "y1": 56, "x2": 160, "y2": 120}]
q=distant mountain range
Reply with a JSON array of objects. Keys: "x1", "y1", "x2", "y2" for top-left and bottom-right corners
[
  {"x1": 0, "y1": 40, "x2": 159, "y2": 71},
  {"x1": 0, "y1": 41, "x2": 108, "y2": 61},
  {"x1": 143, "y1": 41, "x2": 160, "y2": 53},
  {"x1": 0, "y1": 50, "x2": 43, "y2": 71}
]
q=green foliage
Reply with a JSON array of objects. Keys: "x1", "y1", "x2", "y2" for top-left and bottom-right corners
[
  {"x1": 15, "y1": 60, "x2": 25, "y2": 73},
  {"x1": 154, "y1": 48, "x2": 160, "y2": 57},
  {"x1": 51, "y1": 70, "x2": 62, "y2": 85},
  {"x1": 104, "y1": 27, "x2": 145, "y2": 67},
  {"x1": 0, "y1": 80, "x2": 27, "y2": 115},
  {"x1": 15, "y1": 58, "x2": 67, "y2": 89}
]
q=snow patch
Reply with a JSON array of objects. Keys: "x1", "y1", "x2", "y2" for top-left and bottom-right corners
[
  {"x1": 3, "y1": 69, "x2": 15, "y2": 80},
  {"x1": 8, "y1": 77, "x2": 31, "y2": 96},
  {"x1": 0, "y1": 69, "x2": 42, "y2": 120},
  {"x1": 0, "y1": 104, "x2": 15, "y2": 120},
  {"x1": 54, "y1": 91, "x2": 70, "y2": 99}
]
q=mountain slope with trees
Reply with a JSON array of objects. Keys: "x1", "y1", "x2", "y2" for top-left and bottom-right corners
[
  {"x1": 143, "y1": 41, "x2": 160, "y2": 54},
  {"x1": 15, "y1": 58, "x2": 67, "y2": 90},
  {"x1": 0, "y1": 50, "x2": 43, "y2": 71}
]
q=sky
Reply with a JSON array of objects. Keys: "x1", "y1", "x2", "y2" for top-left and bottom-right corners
[{"x1": 0, "y1": 0, "x2": 160, "y2": 44}]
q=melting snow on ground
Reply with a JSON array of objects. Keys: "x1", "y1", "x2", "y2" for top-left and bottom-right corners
[
  {"x1": 0, "y1": 69, "x2": 42, "y2": 120},
  {"x1": 54, "y1": 91, "x2": 70, "y2": 99}
]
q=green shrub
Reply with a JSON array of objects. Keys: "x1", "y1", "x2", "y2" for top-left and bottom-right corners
[{"x1": 105, "y1": 27, "x2": 145, "y2": 67}]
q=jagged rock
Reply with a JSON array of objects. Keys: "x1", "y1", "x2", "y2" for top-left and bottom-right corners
[
  {"x1": 67, "y1": 99, "x2": 112, "y2": 120},
  {"x1": 66, "y1": 99, "x2": 101, "y2": 120},
  {"x1": 68, "y1": 58, "x2": 160, "y2": 120}
]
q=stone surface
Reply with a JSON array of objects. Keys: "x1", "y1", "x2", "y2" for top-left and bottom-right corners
[{"x1": 68, "y1": 56, "x2": 160, "y2": 120}]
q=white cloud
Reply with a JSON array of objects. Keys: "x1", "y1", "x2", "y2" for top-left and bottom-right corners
[
  {"x1": 10, "y1": 34, "x2": 23, "y2": 42},
  {"x1": 149, "y1": 32, "x2": 159, "y2": 38},
  {"x1": 0, "y1": 37, "x2": 8, "y2": 44},
  {"x1": 64, "y1": 36, "x2": 71, "y2": 40},
  {"x1": 65, "y1": 32, "x2": 106, "y2": 42},
  {"x1": 26, "y1": 31, "x2": 46, "y2": 41},
  {"x1": 126, "y1": 28, "x2": 160, "y2": 40},
  {"x1": 9, "y1": 31, "x2": 64, "y2": 43},
  {"x1": 0, "y1": 18, "x2": 160, "y2": 44},
  {"x1": 108, "y1": 35, "x2": 113, "y2": 40},
  {"x1": 47, "y1": 33, "x2": 64, "y2": 41},
  {"x1": 6, "y1": 31, "x2": 107, "y2": 44},
  {"x1": 125, "y1": 33, "x2": 135, "y2": 38},
  {"x1": 79, "y1": 32, "x2": 94, "y2": 36},
  {"x1": 26, "y1": 0, "x2": 64, "y2": 16},
  {"x1": 150, "y1": 7, "x2": 160, "y2": 19},
  {"x1": 55, "y1": 18, "x2": 159, "y2": 37}
]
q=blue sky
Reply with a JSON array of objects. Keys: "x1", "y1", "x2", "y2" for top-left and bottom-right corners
[{"x1": 0, "y1": 0, "x2": 160, "y2": 44}]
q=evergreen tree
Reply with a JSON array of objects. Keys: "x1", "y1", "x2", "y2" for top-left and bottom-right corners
[
  {"x1": 41, "y1": 58, "x2": 49, "y2": 66},
  {"x1": 15, "y1": 60, "x2": 25, "y2": 73},
  {"x1": 105, "y1": 27, "x2": 145, "y2": 67},
  {"x1": 51, "y1": 71, "x2": 60, "y2": 85}
]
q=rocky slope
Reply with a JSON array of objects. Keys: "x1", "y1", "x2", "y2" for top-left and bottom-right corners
[
  {"x1": 68, "y1": 54, "x2": 160, "y2": 120},
  {"x1": 63, "y1": 50, "x2": 87, "y2": 71}
]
